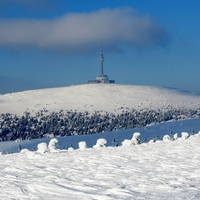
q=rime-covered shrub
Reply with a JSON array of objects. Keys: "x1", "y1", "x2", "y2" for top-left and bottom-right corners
[
  {"x1": 78, "y1": 141, "x2": 87, "y2": 150},
  {"x1": 122, "y1": 132, "x2": 141, "y2": 146},
  {"x1": 93, "y1": 138, "x2": 107, "y2": 148},
  {"x1": 37, "y1": 142, "x2": 48, "y2": 153},
  {"x1": 48, "y1": 138, "x2": 58, "y2": 152},
  {"x1": 163, "y1": 135, "x2": 172, "y2": 142},
  {"x1": 121, "y1": 139, "x2": 134, "y2": 147},
  {"x1": 148, "y1": 139, "x2": 155, "y2": 144},
  {"x1": 131, "y1": 132, "x2": 141, "y2": 145},
  {"x1": 20, "y1": 148, "x2": 30, "y2": 154},
  {"x1": 173, "y1": 133, "x2": 179, "y2": 140},
  {"x1": 181, "y1": 132, "x2": 189, "y2": 139}
]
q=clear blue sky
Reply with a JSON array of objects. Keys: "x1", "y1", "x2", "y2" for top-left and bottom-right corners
[{"x1": 0, "y1": 0, "x2": 200, "y2": 94}]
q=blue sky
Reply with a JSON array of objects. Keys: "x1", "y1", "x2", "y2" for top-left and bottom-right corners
[{"x1": 0, "y1": 0, "x2": 200, "y2": 94}]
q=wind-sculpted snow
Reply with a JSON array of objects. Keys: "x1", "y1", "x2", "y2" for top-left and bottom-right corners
[{"x1": 1, "y1": 133, "x2": 200, "y2": 199}]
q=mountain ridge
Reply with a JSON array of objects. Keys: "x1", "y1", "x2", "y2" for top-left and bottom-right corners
[{"x1": 0, "y1": 84, "x2": 200, "y2": 115}]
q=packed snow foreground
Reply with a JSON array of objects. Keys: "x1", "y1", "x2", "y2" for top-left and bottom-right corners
[{"x1": 1, "y1": 131, "x2": 200, "y2": 200}]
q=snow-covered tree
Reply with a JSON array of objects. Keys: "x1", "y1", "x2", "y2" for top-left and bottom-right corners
[
  {"x1": 162, "y1": 135, "x2": 172, "y2": 142},
  {"x1": 173, "y1": 133, "x2": 179, "y2": 140},
  {"x1": 131, "y1": 132, "x2": 141, "y2": 145},
  {"x1": 37, "y1": 142, "x2": 48, "y2": 154},
  {"x1": 181, "y1": 132, "x2": 189, "y2": 139},
  {"x1": 48, "y1": 138, "x2": 59, "y2": 152},
  {"x1": 122, "y1": 132, "x2": 141, "y2": 146},
  {"x1": 78, "y1": 141, "x2": 87, "y2": 150},
  {"x1": 93, "y1": 138, "x2": 107, "y2": 148}
]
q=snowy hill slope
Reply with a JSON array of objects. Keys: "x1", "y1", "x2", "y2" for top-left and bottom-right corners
[
  {"x1": 0, "y1": 84, "x2": 200, "y2": 115},
  {"x1": 1, "y1": 117, "x2": 200, "y2": 154},
  {"x1": 1, "y1": 125, "x2": 200, "y2": 199}
]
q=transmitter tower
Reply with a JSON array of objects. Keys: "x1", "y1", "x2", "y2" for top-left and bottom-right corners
[{"x1": 87, "y1": 47, "x2": 115, "y2": 84}]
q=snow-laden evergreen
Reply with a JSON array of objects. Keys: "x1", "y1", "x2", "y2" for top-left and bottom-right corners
[{"x1": 93, "y1": 138, "x2": 107, "y2": 148}]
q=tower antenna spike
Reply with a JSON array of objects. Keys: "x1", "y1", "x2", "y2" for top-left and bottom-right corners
[{"x1": 99, "y1": 45, "x2": 104, "y2": 75}]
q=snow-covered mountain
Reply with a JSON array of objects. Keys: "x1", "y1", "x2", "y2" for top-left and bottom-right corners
[{"x1": 0, "y1": 84, "x2": 200, "y2": 115}]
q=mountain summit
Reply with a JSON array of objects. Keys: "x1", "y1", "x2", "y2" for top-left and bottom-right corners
[{"x1": 0, "y1": 84, "x2": 199, "y2": 115}]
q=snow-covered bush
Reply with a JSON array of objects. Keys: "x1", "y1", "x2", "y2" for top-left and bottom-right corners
[
  {"x1": 78, "y1": 141, "x2": 87, "y2": 150},
  {"x1": 131, "y1": 132, "x2": 141, "y2": 145},
  {"x1": 122, "y1": 139, "x2": 134, "y2": 146},
  {"x1": 20, "y1": 148, "x2": 30, "y2": 154},
  {"x1": 162, "y1": 135, "x2": 172, "y2": 142},
  {"x1": 93, "y1": 138, "x2": 107, "y2": 148},
  {"x1": 181, "y1": 132, "x2": 189, "y2": 139},
  {"x1": 68, "y1": 147, "x2": 74, "y2": 151},
  {"x1": 48, "y1": 138, "x2": 58, "y2": 152},
  {"x1": 173, "y1": 133, "x2": 179, "y2": 140},
  {"x1": 148, "y1": 139, "x2": 155, "y2": 144},
  {"x1": 155, "y1": 140, "x2": 162, "y2": 143},
  {"x1": 122, "y1": 132, "x2": 141, "y2": 146},
  {"x1": 37, "y1": 142, "x2": 48, "y2": 153}
]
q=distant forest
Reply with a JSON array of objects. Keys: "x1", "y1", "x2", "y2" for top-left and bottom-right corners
[{"x1": 0, "y1": 107, "x2": 200, "y2": 141}]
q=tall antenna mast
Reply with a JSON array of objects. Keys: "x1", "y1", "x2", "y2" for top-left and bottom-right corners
[
  {"x1": 99, "y1": 45, "x2": 104, "y2": 75},
  {"x1": 87, "y1": 45, "x2": 115, "y2": 84}
]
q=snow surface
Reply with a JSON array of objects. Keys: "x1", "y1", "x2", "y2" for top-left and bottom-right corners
[
  {"x1": 0, "y1": 84, "x2": 200, "y2": 115},
  {"x1": 1, "y1": 129, "x2": 200, "y2": 199}
]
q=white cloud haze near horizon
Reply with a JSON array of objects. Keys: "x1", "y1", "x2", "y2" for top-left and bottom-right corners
[{"x1": 0, "y1": 8, "x2": 169, "y2": 54}]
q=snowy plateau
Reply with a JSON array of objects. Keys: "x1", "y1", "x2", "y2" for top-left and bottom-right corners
[
  {"x1": 0, "y1": 84, "x2": 200, "y2": 115},
  {"x1": 1, "y1": 84, "x2": 200, "y2": 199}
]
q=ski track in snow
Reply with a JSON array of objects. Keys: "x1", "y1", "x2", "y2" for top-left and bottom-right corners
[{"x1": 1, "y1": 136, "x2": 200, "y2": 200}]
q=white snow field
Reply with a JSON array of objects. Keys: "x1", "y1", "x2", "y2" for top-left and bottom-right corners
[
  {"x1": 0, "y1": 84, "x2": 200, "y2": 115},
  {"x1": 1, "y1": 130, "x2": 200, "y2": 200}
]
